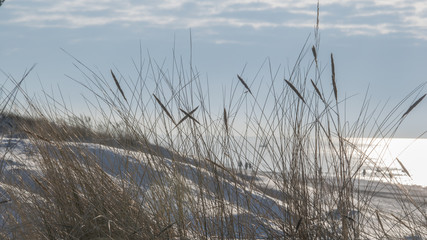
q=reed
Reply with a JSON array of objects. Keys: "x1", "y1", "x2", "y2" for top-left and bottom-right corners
[
  {"x1": 237, "y1": 74, "x2": 253, "y2": 95},
  {"x1": 111, "y1": 69, "x2": 128, "y2": 103}
]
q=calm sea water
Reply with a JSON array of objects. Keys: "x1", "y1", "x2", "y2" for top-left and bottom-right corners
[
  {"x1": 357, "y1": 138, "x2": 427, "y2": 187},
  {"x1": 176, "y1": 135, "x2": 427, "y2": 187},
  {"x1": 228, "y1": 137, "x2": 427, "y2": 187}
]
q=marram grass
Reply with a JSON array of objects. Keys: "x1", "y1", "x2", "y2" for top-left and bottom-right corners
[{"x1": 0, "y1": 19, "x2": 426, "y2": 240}]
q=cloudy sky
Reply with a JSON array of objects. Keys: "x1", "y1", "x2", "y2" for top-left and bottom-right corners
[{"x1": 1, "y1": 0, "x2": 427, "y2": 137}]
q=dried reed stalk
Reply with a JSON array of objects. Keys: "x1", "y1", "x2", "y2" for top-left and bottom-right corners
[
  {"x1": 331, "y1": 54, "x2": 337, "y2": 101},
  {"x1": 111, "y1": 70, "x2": 128, "y2": 103},
  {"x1": 178, "y1": 106, "x2": 200, "y2": 125},
  {"x1": 223, "y1": 108, "x2": 228, "y2": 134},
  {"x1": 312, "y1": 46, "x2": 317, "y2": 64},
  {"x1": 396, "y1": 158, "x2": 411, "y2": 178},
  {"x1": 285, "y1": 79, "x2": 306, "y2": 104},
  {"x1": 311, "y1": 79, "x2": 325, "y2": 103},
  {"x1": 237, "y1": 74, "x2": 253, "y2": 95},
  {"x1": 401, "y1": 94, "x2": 426, "y2": 118},
  {"x1": 375, "y1": 210, "x2": 387, "y2": 237},
  {"x1": 153, "y1": 94, "x2": 176, "y2": 125}
]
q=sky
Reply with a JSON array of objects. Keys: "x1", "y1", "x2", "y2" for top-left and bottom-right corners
[{"x1": 1, "y1": 0, "x2": 427, "y2": 137}]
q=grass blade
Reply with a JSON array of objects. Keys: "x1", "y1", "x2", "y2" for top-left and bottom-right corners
[
  {"x1": 295, "y1": 217, "x2": 303, "y2": 232},
  {"x1": 311, "y1": 79, "x2": 325, "y2": 103},
  {"x1": 312, "y1": 46, "x2": 317, "y2": 64},
  {"x1": 316, "y1": 1, "x2": 319, "y2": 29},
  {"x1": 376, "y1": 210, "x2": 387, "y2": 238},
  {"x1": 155, "y1": 222, "x2": 176, "y2": 238},
  {"x1": 111, "y1": 70, "x2": 128, "y2": 103},
  {"x1": 396, "y1": 158, "x2": 411, "y2": 178},
  {"x1": 391, "y1": 213, "x2": 411, "y2": 230},
  {"x1": 331, "y1": 54, "x2": 337, "y2": 101},
  {"x1": 178, "y1": 106, "x2": 200, "y2": 125},
  {"x1": 153, "y1": 94, "x2": 176, "y2": 125},
  {"x1": 175, "y1": 106, "x2": 198, "y2": 127},
  {"x1": 285, "y1": 79, "x2": 306, "y2": 104},
  {"x1": 224, "y1": 108, "x2": 229, "y2": 134},
  {"x1": 237, "y1": 74, "x2": 253, "y2": 95},
  {"x1": 401, "y1": 94, "x2": 426, "y2": 119}
]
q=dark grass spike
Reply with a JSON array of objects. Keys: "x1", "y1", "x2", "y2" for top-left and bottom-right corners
[
  {"x1": 331, "y1": 54, "x2": 337, "y2": 101},
  {"x1": 155, "y1": 222, "x2": 176, "y2": 238},
  {"x1": 178, "y1": 106, "x2": 200, "y2": 125},
  {"x1": 295, "y1": 217, "x2": 303, "y2": 232},
  {"x1": 285, "y1": 79, "x2": 306, "y2": 104},
  {"x1": 312, "y1": 46, "x2": 317, "y2": 64},
  {"x1": 396, "y1": 158, "x2": 411, "y2": 178},
  {"x1": 223, "y1": 108, "x2": 228, "y2": 133},
  {"x1": 33, "y1": 177, "x2": 49, "y2": 193},
  {"x1": 316, "y1": 1, "x2": 319, "y2": 29},
  {"x1": 175, "y1": 106, "x2": 199, "y2": 127},
  {"x1": 344, "y1": 215, "x2": 355, "y2": 222},
  {"x1": 237, "y1": 74, "x2": 253, "y2": 95},
  {"x1": 311, "y1": 79, "x2": 325, "y2": 103},
  {"x1": 401, "y1": 94, "x2": 426, "y2": 119},
  {"x1": 111, "y1": 70, "x2": 128, "y2": 103},
  {"x1": 153, "y1": 94, "x2": 176, "y2": 125}
]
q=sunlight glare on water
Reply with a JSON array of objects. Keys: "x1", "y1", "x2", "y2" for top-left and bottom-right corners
[{"x1": 358, "y1": 138, "x2": 427, "y2": 187}]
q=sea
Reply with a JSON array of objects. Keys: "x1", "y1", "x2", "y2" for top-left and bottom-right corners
[
  {"x1": 356, "y1": 137, "x2": 427, "y2": 187},
  {"x1": 227, "y1": 136, "x2": 427, "y2": 187}
]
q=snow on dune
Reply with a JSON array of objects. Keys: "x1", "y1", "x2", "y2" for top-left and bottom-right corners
[
  {"x1": 0, "y1": 137, "x2": 425, "y2": 238},
  {"x1": 0, "y1": 137, "x2": 291, "y2": 237}
]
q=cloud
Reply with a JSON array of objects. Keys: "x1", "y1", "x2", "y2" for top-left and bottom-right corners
[
  {"x1": 2, "y1": 0, "x2": 427, "y2": 40},
  {"x1": 213, "y1": 39, "x2": 252, "y2": 45},
  {"x1": 324, "y1": 23, "x2": 398, "y2": 36}
]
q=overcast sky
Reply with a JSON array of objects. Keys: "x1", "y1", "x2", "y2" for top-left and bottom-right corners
[{"x1": 1, "y1": 0, "x2": 427, "y2": 137}]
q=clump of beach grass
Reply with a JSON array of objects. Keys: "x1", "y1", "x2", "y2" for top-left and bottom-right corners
[{"x1": 0, "y1": 7, "x2": 426, "y2": 240}]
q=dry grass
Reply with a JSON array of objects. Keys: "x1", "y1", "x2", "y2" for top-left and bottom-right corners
[{"x1": 0, "y1": 12, "x2": 426, "y2": 240}]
